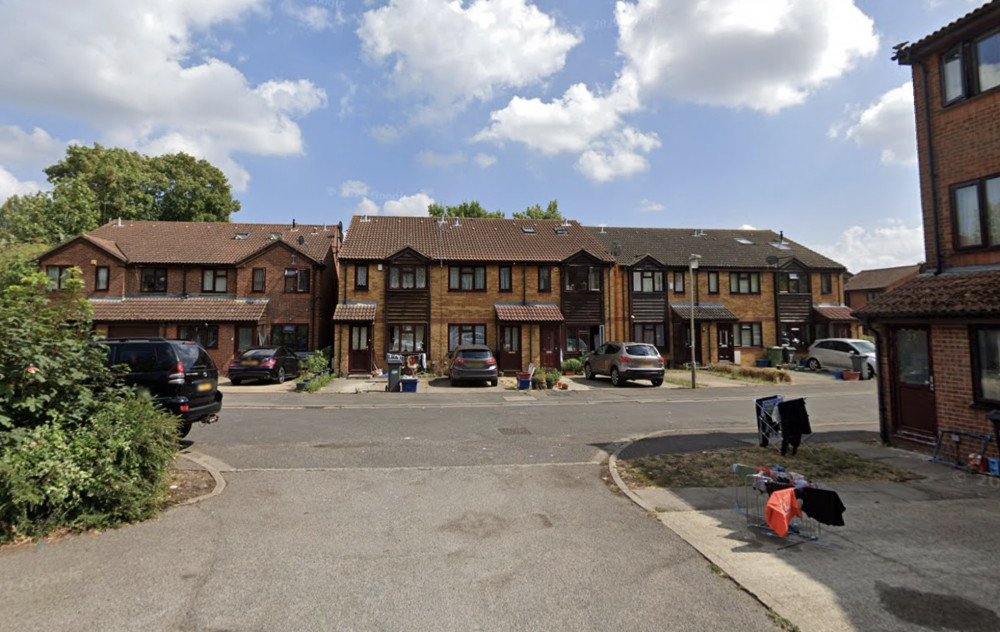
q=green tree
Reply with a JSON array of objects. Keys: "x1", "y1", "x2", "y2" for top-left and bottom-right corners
[
  {"x1": 0, "y1": 243, "x2": 49, "y2": 291},
  {"x1": 427, "y1": 201, "x2": 504, "y2": 218},
  {"x1": 512, "y1": 199, "x2": 562, "y2": 220},
  {"x1": 0, "y1": 143, "x2": 240, "y2": 246}
]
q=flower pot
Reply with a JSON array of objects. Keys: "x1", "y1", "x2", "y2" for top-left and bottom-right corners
[{"x1": 842, "y1": 370, "x2": 860, "y2": 381}]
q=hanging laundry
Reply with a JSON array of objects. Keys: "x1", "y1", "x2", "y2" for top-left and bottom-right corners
[
  {"x1": 797, "y1": 487, "x2": 846, "y2": 526},
  {"x1": 764, "y1": 488, "x2": 802, "y2": 537},
  {"x1": 777, "y1": 398, "x2": 811, "y2": 456}
]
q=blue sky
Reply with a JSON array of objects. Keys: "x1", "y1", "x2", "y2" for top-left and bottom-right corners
[{"x1": 0, "y1": 0, "x2": 987, "y2": 273}]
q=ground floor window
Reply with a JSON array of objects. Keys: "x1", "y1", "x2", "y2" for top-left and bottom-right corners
[
  {"x1": 449, "y1": 324, "x2": 486, "y2": 349},
  {"x1": 972, "y1": 326, "x2": 1000, "y2": 405},
  {"x1": 633, "y1": 323, "x2": 665, "y2": 347},
  {"x1": 735, "y1": 322, "x2": 762, "y2": 347},
  {"x1": 178, "y1": 324, "x2": 219, "y2": 349},
  {"x1": 566, "y1": 325, "x2": 592, "y2": 354},
  {"x1": 388, "y1": 323, "x2": 426, "y2": 353},
  {"x1": 780, "y1": 323, "x2": 811, "y2": 348},
  {"x1": 271, "y1": 324, "x2": 309, "y2": 351}
]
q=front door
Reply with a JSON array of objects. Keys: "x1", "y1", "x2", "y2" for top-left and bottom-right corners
[
  {"x1": 892, "y1": 326, "x2": 937, "y2": 440},
  {"x1": 499, "y1": 325, "x2": 521, "y2": 373},
  {"x1": 717, "y1": 324, "x2": 734, "y2": 363},
  {"x1": 540, "y1": 325, "x2": 559, "y2": 369},
  {"x1": 349, "y1": 325, "x2": 372, "y2": 373},
  {"x1": 674, "y1": 322, "x2": 702, "y2": 366},
  {"x1": 236, "y1": 326, "x2": 255, "y2": 356}
]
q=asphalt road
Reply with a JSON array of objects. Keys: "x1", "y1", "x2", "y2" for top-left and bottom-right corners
[{"x1": 0, "y1": 380, "x2": 879, "y2": 631}]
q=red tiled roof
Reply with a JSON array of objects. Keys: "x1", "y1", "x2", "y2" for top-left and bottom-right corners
[
  {"x1": 494, "y1": 302, "x2": 564, "y2": 322},
  {"x1": 854, "y1": 270, "x2": 1000, "y2": 319},
  {"x1": 813, "y1": 305, "x2": 857, "y2": 322},
  {"x1": 670, "y1": 303, "x2": 739, "y2": 322},
  {"x1": 894, "y1": 1, "x2": 1000, "y2": 64},
  {"x1": 340, "y1": 216, "x2": 615, "y2": 263},
  {"x1": 844, "y1": 265, "x2": 921, "y2": 292},
  {"x1": 82, "y1": 220, "x2": 338, "y2": 265},
  {"x1": 91, "y1": 298, "x2": 268, "y2": 322},
  {"x1": 333, "y1": 302, "x2": 377, "y2": 322}
]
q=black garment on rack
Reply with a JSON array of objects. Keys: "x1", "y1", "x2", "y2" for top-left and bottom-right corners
[
  {"x1": 777, "y1": 398, "x2": 811, "y2": 456},
  {"x1": 796, "y1": 487, "x2": 846, "y2": 526},
  {"x1": 764, "y1": 481, "x2": 793, "y2": 495}
]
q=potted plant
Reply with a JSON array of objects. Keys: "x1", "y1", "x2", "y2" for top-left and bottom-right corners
[
  {"x1": 561, "y1": 358, "x2": 582, "y2": 376},
  {"x1": 545, "y1": 372, "x2": 555, "y2": 389}
]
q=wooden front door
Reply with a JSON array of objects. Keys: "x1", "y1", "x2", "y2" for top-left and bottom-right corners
[
  {"x1": 891, "y1": 326, "x2": 937, "y2": 440},
  {"x1": 674, "y1": 322, "x2": 702, "y2": 366},
  {"x1": 499, "y1": 326, "x2": 521, "y2": 373},
  {"x1": 540, "y1": 325, "x2": 559, "y2": 369},
  {"x1": 717, "y1": 324, "x2": 734, "y2": 363},
  {"x1": 349, "y1": 325, "x2": 372, "y2": 373}
]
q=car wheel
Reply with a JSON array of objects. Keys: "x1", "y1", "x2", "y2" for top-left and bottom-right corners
[
  {"x1": 584, "y1": 363, "x2": 595, "y2": 380},
  {"x1": 450, "y1": 377, "x2": 457, "y2": 386},
  {"x1": 868, "y1": 363, "x2": 877, "y2": 377},
  {"x1": 807, "y1": 358, "x2": 821, "y2": 371},
  {"x1": 230, "y1": 377, "x2": 242, "y2": 386},
  {"x1": 178, "y1": 421, "x2": 193, "y2": 439},
  {"x1": 651, "y1": 378, "x2": 663, "y2": 387},
  {"x1": 490, "y1": 378, "x2": 498, "y2": 387},
  {"x1": 610, "y1": 367, "x2": 622, "y2": 387},
  {"x1": 275, "y1": 367, "x2": 285, "y2": 384}
]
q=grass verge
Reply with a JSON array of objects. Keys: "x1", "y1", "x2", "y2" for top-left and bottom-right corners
[{"x1": 626, "y1": 443, "x2": 921, "y2": 488}]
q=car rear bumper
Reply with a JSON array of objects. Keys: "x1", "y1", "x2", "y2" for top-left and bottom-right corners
[
  {"x1": 450, "y1": 368, "x2": 498, "y2": 382},
  {"x1": 155, "y1": 392, "x2": 223, "y2": 422},
  {"x1": 621, "y1": 368, "x2": 664, "y2": 380},
  {"x1": 228, "y1": 368, "x2": 276, "y2": 381}
]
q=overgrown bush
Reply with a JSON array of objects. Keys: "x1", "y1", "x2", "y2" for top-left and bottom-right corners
[
  {"x1": 303, "y1": 346, "x2": 332, "y2": 374},
  {"x1": 0, "y1": 271, "x2": 179, "y2": 543},
  {"x1": 705, "y1": 364, "x2": 792, "y2": 384},
  {"x1": 561, "y1": 358, "x2": 583, "y2": 373}
]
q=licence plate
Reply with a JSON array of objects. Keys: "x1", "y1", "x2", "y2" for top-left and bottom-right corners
[
  {"x1": 640, "y1": 359, "x2": 655, "y2": 367},
  {"x1": 466, "y1": 361, "x2": 484, "y2": 368},
  {"x1": 198, "y1": 382, "x2": 213, "y2": 392},
  {"x1": 241, "y1": 360, "x2": 258, "y2": 366}
]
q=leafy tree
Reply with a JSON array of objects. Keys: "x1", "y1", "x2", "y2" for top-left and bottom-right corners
[
  {"x1": 512, "y1": 199, "x2": 562, "y2": 220},
  {"x1": 0, "y1": 143, "x2": 240, "y2": 246},
  {"x1": 0, "y1": 243, "x2": 49, "y2": 291},
  {"x1": 427, "y1": 201, "x2": 504, "y2": 218}
]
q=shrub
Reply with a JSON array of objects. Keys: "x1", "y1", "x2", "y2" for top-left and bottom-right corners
[
  {"x1": 706, "y1": 364, "x2": 792, "y2": 384},
  {"x1": 303, "y1": 347, "x2": 332, "y2": 375},
  {"x1": 561, "y1": 358, "x2": 583, "y2": 373}
]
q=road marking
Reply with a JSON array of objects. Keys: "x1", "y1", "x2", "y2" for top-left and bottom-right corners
[{"x1": 218, "y1": 461, "x2": 601, "y2": 473}]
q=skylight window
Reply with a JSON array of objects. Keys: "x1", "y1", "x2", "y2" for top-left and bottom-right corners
[
  {"x1": 234, "y1": 232, "x2": 250, "y2": 240},
  {"x1": 521, "y1": 226, "x2": 536, "y2": 234},
  {"x1": 553, "y1": 227, "x2": 568, "y2": 235},
  {"x1": 734, "y1": 237, "x2": 753, "y2": 245},
  {"x1": 769, "y1": 241, "x2": 791, "y2": 251}
]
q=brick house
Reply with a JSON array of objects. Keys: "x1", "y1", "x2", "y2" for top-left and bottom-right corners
[
  {"x1": 332, "y1": 216, "x2": 615, "y2": 375},
  {"x1": 37, "y1": 219, "x2": 342, "y2": 371},
  {"x1": 857, "y1": 1, "x2": 1000, "y2": 451},
  {"x1": 844, "y1": 264, "x2": 922, "y2": 312},
  {"x1": 588, "y1": 227, "x2": 855, "y2": 367}
]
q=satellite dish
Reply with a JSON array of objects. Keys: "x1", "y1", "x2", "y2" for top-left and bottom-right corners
[
  {"x1": 766, "y1": 256, "x2": 779, "y2": 266},
  {"x1": 298, "y1": 235, "x2": 305, "y2": 245}
]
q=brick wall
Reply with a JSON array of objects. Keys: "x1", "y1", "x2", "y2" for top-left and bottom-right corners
[{"x1": 39, "y1": 240, "x2": 127, "y2": 296}]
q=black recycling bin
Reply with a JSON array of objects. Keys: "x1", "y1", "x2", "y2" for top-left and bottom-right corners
[{"x1": 386, "y1": 354, "x2": 402, "y2": 392}]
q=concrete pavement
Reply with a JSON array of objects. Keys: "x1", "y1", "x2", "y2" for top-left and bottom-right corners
[{"x1": 610, "y1": 433, "x2": 1000, "y2": 632}]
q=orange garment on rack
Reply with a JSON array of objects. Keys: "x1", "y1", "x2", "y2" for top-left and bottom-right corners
[{"x1": 764, "y1": 488, "x2": 801, "y2": 537}]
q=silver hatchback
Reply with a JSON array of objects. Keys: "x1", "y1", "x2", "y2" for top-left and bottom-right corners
[
  {"x1": 805, "y1": 338, "x2": 877, "y2": 375},
  {"x1": 584, "y1": 341, "x2": 664, "y2": 387}
]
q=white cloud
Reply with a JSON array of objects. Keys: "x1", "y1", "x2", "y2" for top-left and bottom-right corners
[
  {"x1": 0, "y1": 165, "x2": 44, "y2": 206},
  {"x1": 473, "y1": 153, "x2": 497, "y2": 168},
  {"x1": 340, "y1": 180, "x2": 370, "y2": 198},
  {"x1": 358, "y1": 0, "x2": 580, "y2": 114},
  {"x1": 282, "y1": 1, "x2": 341, "y2": 30},
  {"x1": 370, "y1": 125, "x2": 401, "y2": 144},
  {"x1": 416, "y1": 150, "x2": 466, "y2": 168},
  {"x1": 813, "y1": 219, "x2": 924, "y2": 273},
  {"x1": 576, "y1": 127, "x2": 661, "y2": 181},
  {"x1": 740, "y1": 224, "x2": 758, "y2": 230},
  {"x1": 637, "y1": 198, "x2": 664, "y2": 212},
  {"x1": 0, "y1": 0, "x2": 327, "y2": 192},
  {"x1": 615, "y1": 0, "x2": 879, "y2": 113},
  {"x1": 0, "y1": 126, "x2": 68, "y2": 168},
  {"x1": 829, "y1": 83, "x2": 917, "y2": 166},
  {"x1": 350, "y1": 191, "x2": 436, "y2": 217}
]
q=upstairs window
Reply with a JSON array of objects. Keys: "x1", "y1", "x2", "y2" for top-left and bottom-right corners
[
  {"x1": 632, "y1": 270, "x2": 663, "y2": 293},
  {"x1": 284, "y1": 268, "x2": 310, "y2": 293},
  {"x1": 46, "y1": 265, "x2": 73, "y2": 289},
  {"x1": 821, "y1": 272, "x2": 832, "y2": 295},
  {"x1": 449, "y1": 265, "x2": 486, "y2": 291},
  {"x1": 252, "y1": 268, "x2": 266, "y2": 292},
  {"x1": 672, "y1": 271, "x2": 685, "y2": 294},
  {"x1": 389, "y1": 264, "x2": 426, "y2": 289},
  {"x1": 95, "y1": 266, "x2": 109, "y2": 291},
  {"x1": 202, "y1": 269, "x2": 228, "y2": 293},
  {"x1": 355, "y1": 264, "x2": 369, "y2": 290},
  {"x1": 141, "y1": 267, "x2": 167, "y2": 293},
  {"x1": 778, "y1": 271, "x2": 807, "y2": 293},
  {"x1": 943, "y1": 31, "x2": 1000, "y2": 104},
  {"x1": 954, "y1": 175, "x2": 1000, "y2": 249},
  {"x1": 499, "y1": 266, "x2": 512, "y2": 292},
  {"x1": 707, "y1": 271, "x2": 719, "y2": 294},
  {"x1": 538, "y1": 266, "x2": 551, "y2": 292},
  {"x1": 565, "y1": 265, "x2": 600, "y2": 292},
  {"x1": 729, "y1": 272, "x2": 760, "y2": 294}
]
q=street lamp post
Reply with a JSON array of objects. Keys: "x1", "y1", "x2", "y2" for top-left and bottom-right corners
[{"x1": 689, "y1": 254, "x2": 701, "y2": 389}]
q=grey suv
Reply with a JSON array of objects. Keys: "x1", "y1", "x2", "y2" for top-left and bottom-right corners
[
  {"x1": 103, "y1": 338, "x2": 222, "y2": 437},
  {"x1": 584, "y1": 342, "x2": 665, "y2": 387}
]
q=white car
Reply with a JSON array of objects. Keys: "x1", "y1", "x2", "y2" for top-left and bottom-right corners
[{"x1": 805, "y1": 338, "x2": 877, "y2": 376}]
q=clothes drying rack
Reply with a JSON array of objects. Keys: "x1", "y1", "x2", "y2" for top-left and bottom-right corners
[{"x1": 732, "y1": 464, "x2": 822, "y2": 543}]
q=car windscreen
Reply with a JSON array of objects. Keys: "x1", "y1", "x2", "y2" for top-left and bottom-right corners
[
  {"x1": 853, "y1": 341, "x2": 876, "y2": 354},
  {"x1": 240, "y1": 348, "x2": 277, "y2": 358},
  {"x1": 458, "y1": 350, "x2": 493, "y2": 360},
  {"x1": 173, "y1": 343, "x2": 214, "y2": 370},
  {"x1": 112, "y1": 343, "x2": 174, "y2": 372},
  {"x1": 625, "y1": 345, "x2": 658, "y2": 356}
]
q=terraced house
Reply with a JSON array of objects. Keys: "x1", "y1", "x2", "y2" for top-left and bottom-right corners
[
  {"x1": 37, "y1": 219, "x2": 342, "y2": 370},
  {"x1": 332, "y1": 216, "x2": 616, "y2": 376},
  {"x1": 859, "y1": 1, "x2": 1000, "y2": 449},
  {"x1": 589, "y1": 227, "x2": 856, "y2": 368}
]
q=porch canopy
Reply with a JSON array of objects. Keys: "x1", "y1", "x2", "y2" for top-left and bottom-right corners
[
  {"x1": 333, "y1": 301, "x2": 377, "y2": 322},
  {"x1": 813, "y1": 305, "x2": 857, "y2": 323},
  {"x1": 494, "y1": 302, "x2": 564, "y2": 322},
  {"x1": 854, "y1": 270, "x2": 1000, "y2": 319},
  {"x1": 90, "y1": 297, "x2": 268, "y2": 322},
  {"x1": 670, "y1": 303, "x2": 738, "y2": 322}
]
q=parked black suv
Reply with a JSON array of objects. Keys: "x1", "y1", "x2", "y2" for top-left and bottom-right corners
[{"x1": 102, "y1": 338, "x2": 222, "y2": 438}]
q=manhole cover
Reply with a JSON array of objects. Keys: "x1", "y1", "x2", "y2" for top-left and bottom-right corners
[{"x1": 497, "y1": 427, "x2": 532, "y2": 435}]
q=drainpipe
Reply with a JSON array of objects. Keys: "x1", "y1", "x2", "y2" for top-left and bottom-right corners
[
  {"x1": 919, "y1": 60, "x2": 944, "y2": 275},
  {"x1": 871, "y1": 324, "x2": 890, "y2": 444}
]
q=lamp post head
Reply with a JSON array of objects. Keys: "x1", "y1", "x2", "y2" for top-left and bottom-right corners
[{"x1": 689, "y1": 253, "x2": 701, "y2": 270}]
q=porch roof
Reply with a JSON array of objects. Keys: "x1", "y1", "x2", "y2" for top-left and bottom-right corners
[
  {"x1": 333, "y1": 302, "x2": 377, "y2": 322},
  {"x1": 494, "y1": 302, "x2": 564, "y2": 322},
  {"x1": 670, "y1": 303, "x2": 739, "y2": 322},
  {"x1": 813, "y1": 305, "x2": 857, "y2": 322},
  {"x1": 90, "y1": 297, "x2": 268, "y2": 322},
  {"x1": 854, "y1": 269, "x2": 1000, "y2": 319}
]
